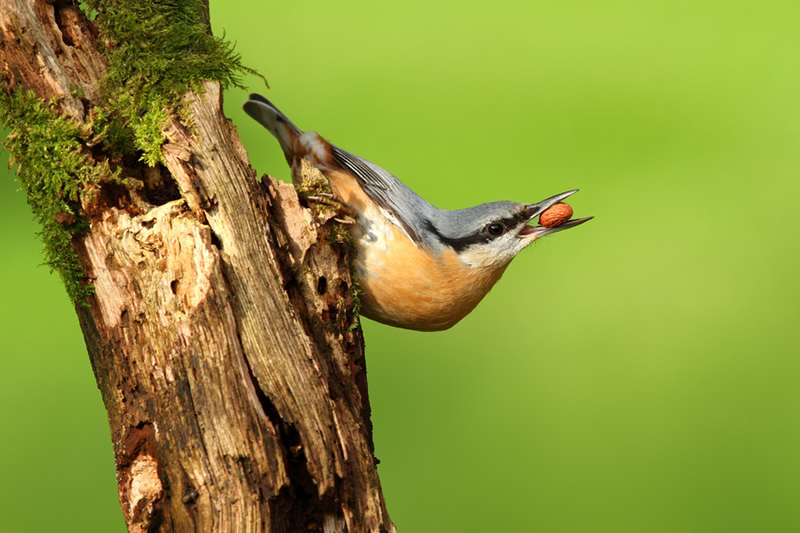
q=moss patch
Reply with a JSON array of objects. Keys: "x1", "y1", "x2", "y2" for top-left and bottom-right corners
[
  {"x1": 2, "y1": 0, "x2": 266, "y2": 303},
  {"x1": 0, "y1": 90, "x2": 119, "y2": 302},
  {"x1": 87, "y1": 0, "x2": 265, "y2": 165}
]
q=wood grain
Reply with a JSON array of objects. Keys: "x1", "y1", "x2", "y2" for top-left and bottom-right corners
[{"x1": 1, "y1": 1, "x2": 393, "y2": 531}]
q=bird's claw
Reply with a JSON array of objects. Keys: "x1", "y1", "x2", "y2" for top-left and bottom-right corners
[{"x1": 305, "y1": 193, "x2": 357, "y2": 225}]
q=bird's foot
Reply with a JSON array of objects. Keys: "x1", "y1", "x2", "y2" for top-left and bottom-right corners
[{"x1": 305, "y1": 192, "x2": 357, "y2": 225}]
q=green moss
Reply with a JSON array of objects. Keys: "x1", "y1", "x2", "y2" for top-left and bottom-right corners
[
  {"x1": 2, "y1": 0, "x2": 265, "y2": 303},
  {"x1": 77, "y1": 2, "x2": 99, "y2": 21},
  {"x1": 0, "y1": 90, "x2": 119, "y2": 302},
  {"x1": 86, "y1": 0, "x2": 265, "y2": 165}
]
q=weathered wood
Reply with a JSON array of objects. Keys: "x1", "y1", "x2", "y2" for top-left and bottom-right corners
[{"x1": 0, "y1": 1, "x2": 393, "y2": 531}]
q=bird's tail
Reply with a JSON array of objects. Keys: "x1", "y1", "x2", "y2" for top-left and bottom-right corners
[
  {"x1": 243, "y1": 94, "x2": 336, "y2": 170},
  {"x1": 243, "y1": 93, "x2": 302, "y2": 163}
]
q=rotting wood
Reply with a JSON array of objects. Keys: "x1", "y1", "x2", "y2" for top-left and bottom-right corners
[{"x1": 0, "y1": 1, "x2": 393, "y2": 531}]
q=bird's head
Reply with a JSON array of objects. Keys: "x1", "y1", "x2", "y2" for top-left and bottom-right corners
[{"x1": 428, "y1": 190, "x2": 592, "y2": 271}]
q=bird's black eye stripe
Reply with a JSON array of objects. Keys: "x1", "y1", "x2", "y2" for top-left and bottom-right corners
[
  {"x1": 423, "y1": 220, "x2": 484, "y2": 253},
  {"x1": 486, "y1": 223, "x2": 505, "y2": 236}
]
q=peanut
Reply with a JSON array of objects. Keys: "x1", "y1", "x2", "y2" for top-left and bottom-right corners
[{"x1": 539, "y1": 202, "x2": 573, "y2": 228}]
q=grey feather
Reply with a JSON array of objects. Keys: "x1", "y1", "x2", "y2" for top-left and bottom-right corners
[{"x1": 243, "y1": 94, "x2": 530, "y2": 250}]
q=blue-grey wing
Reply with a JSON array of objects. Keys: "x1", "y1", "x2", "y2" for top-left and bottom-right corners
[{"x1": 330, "y1": 145, "x2": 434, "y2": 245}]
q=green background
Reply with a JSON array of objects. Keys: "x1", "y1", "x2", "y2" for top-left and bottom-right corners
[{"x1": 2, "y1": 1, "x2": 798, "y2": 531}]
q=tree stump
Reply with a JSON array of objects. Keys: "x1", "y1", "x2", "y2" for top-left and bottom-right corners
[{"x1": 0, "y1": 1, "x2": 393, "y2": 531}]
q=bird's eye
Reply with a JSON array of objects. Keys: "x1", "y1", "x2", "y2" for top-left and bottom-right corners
[{"x1": 486, "y1": 223, "x2": 505, "y2": 236}]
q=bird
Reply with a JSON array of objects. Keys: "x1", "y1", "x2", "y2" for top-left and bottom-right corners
[{"x1": 243, "y1": 94, "x2": 592, "y2": 331}]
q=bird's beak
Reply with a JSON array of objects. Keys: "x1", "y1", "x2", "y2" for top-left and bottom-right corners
[{"x1": 518, "y1": 189, "x2": 593, "y2": 239}]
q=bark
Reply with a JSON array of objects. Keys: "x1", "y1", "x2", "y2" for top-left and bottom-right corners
[{"x1": 0, "y1": 1, "x2": 394, "y2": 532}]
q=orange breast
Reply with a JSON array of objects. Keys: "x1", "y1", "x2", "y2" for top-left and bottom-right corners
[{"x1": 324, "y1": 169, "x2": 508, "y2": 331}]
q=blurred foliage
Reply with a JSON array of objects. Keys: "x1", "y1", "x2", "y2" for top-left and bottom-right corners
[{"x1": 2, "y1": 1, "x2": 799, "y2": 532}]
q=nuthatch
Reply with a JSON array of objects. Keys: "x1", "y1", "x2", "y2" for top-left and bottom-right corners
[{"x1": 243, "y1": 94, "x2": 592, "y2": 331}]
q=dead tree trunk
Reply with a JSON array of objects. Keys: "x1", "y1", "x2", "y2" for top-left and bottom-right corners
[{"x1": 0, "y1": 1, "x2": 394, "y2": 531}]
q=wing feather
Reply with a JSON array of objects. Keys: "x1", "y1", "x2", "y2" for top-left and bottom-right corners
[{"x1": 330, "y1": 146, "x2": 428, "y2": 244}]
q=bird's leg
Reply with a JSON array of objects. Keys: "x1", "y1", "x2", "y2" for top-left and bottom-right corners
[
  {"x1": 291, "y1": 158, "x2": 356, "y2": 224},
  {"x1": 305, "y1": 192, "x2": 357, "y2": 225}
]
